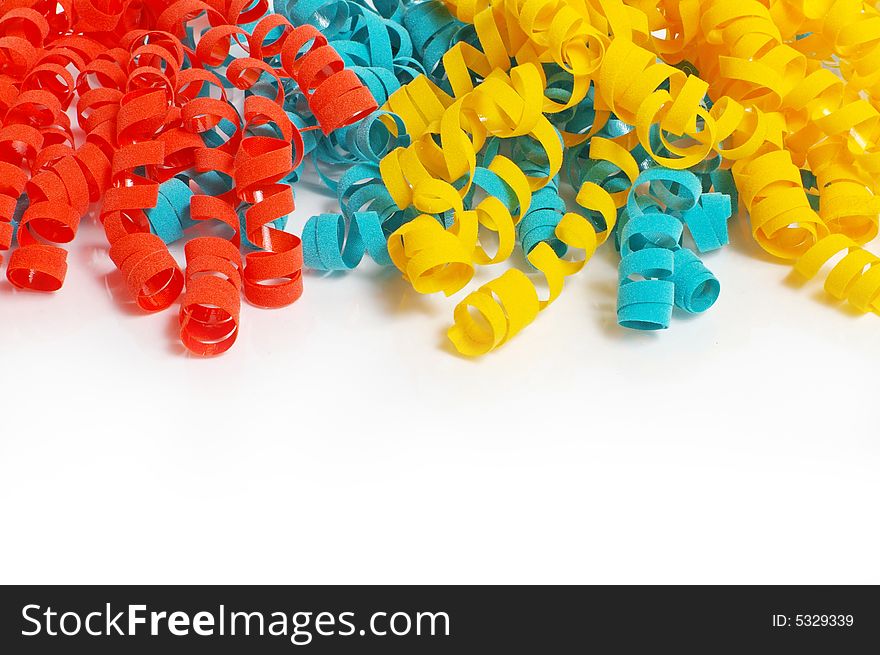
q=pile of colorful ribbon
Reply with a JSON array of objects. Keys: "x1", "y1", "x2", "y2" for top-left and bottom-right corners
[{"x1": 2, "y1": 0, "x2": 879, "y2": 356}]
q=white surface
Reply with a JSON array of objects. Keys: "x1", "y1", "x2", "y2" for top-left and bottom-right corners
[{"x1": 1, "y1": 178, "x2": 878, "y2": 585}]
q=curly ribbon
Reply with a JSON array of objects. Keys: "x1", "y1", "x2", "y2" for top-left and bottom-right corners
[
  {"x1": 178, "y1": 194, "x2": 243, "y2": 355},
  {"x1": 177, "y1": 11, "x2": 377, "y2": 315},
  {"x1": 0, "y1": 11, "x2": 102, "y2": 290},
  {"x1": 437, "y1": 0, "x2": 844, "y2": 236},
  {"x1": 374, "y1": 8, "x2": 619, "y2": 353},
  {"x1": 517, "y1": 175, "x2": 568, "y2": 258},
  {"x1": 794, "y1": 233, "x2": 880, "y2": 314},
  {"x1": 377, "y1": 6, "x2": 735, "y2": 351},
  {"x1": 447, "y1": 206, "x2": 601, "y2": 355},
  {"x1": 274, "y1": 0, "x2": 417, "y2": 271},
  {"x1": 234, "y1": 95, "x2": 304, "y2": 307},
  {"x1": 618, "y1": 247, "x2": 676, "y2": 330},
  {"x1": 4, "y1": 0, "x2": 880, "y2": 358},
  {"x1": 0, "y1": 1, "x2": 379, "y2": 354},
  {"x1": 617, "y1": 168, "x2": 721, "y2": 329},
  {"x1": 103, "y1": 140, "x2": 185, "y2": 312},
  {"x1": 302, "y1": 211, "x2": 391, "y2": 270},
  {"x1": 801, "y1": 0, "x2": 880, "y2": 102},
  {"x1": 387, "y1": 212, "x2": 478, "y2": 295},
  {"x1": 417, "y1": 0, "x2": 880, "y2": 352},
  {"x1": 303, "y1": 113, "x2": 409, "y2": 270},
  {"x1": 629, "y1": 0, "x2": 880, "y2": 304},
  {"x1": 180, "y1": 236, "x2": 243, "y2": 355},
  {"x1": 401, "y1": 0, "x2": 475, "y2": 87},
  {"x1": 91, "y1": 32, "x2": 186, "y2": 312}
]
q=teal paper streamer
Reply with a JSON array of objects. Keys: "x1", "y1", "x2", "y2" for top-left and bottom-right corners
[
  {"x1": 145, "y1": 178, "x2": 195, "y2": 244},
  {"x1": 313, "y1": 111, "x2": 409, "y2": 191},
  {"x1": 617, "y1": 247, "x2": 676, "y2": 330},
  {"x1": 682, "y1": 192, "x2": 731, "y2": 252},
  {"x1": 670, "y1": 247, "x2": 721, "y2": 314},
  {"x1": 10, "y1": 195, "x2": 27, "y2": 245},
  {"x1": 465, "y1": 166, "x2": 520, "y2": 216},
  {"x1": 302, "y1": 211, "x2": 391, "y2": 270},
  {"x1": 517, "y1": 176, "x2": 568, "y2": 258},
  {"x1": 617, "y1": 206, "x2": 681, "y2": 330},
  {"x1": 401, "y1": 0, "x2": 476, "y2": 87},
  {"x1": 616, "y1": 169, "x2": 721, "y2": 330},
  {"x1": 274, "y1": 1, "x2": 430, "y2": 270}
]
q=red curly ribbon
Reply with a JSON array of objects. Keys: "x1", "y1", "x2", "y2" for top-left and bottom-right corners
[
  {"x1": 0, "y1": 0, "x2": 377, "y2": 355},
  {"x1": 179, "y1": 198, "x2": 243, "y2": 355}
]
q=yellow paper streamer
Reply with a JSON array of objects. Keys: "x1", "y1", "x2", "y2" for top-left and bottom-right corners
[
  {"x1": 380, "y1": 0, "x2": 880, "y2": 356},
  {"x1": 794, "y1": 233, "x2": 880, "y2": 313},
  {"x1": 382, "y1": 59, "x2": 617, "y2": 355},
  {"x1": 629, "y1": 0, "x2": 880, "y2": 298}
]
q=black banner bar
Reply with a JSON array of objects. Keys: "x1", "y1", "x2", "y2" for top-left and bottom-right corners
[{"x1": 1, "y1": 586, "x2": 877, "y2": 653}]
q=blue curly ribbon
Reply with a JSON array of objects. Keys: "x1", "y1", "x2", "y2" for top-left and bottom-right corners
[
  {"x1": 145, "y1": 178, "x2": 195, "y2": 244},
  {"x1": 618, "y1": 246, "x2": 676, "y2": 330},
  {"x1": 313, "y1": 111, "x2": 409, "y2": 191},
  {"x1": 670, "y1": 247, "x2": 720, "y2": 314},
  {"x1": 302, "y1": 211, "x2": 392, "y2": 270},
  {"x1": 517, "y1": 176, "x2": 568, "y2": 258},
  {"x1": 7, "y1": 194, "x2": 27, "y2": 246},
  {"x1": 682, "y1": 192, "x2": 732, "y2": 252},
  {"x1": 616, "y1": 168, "x2": 722, "y2": 329},
  {"x1": 401, "y1": 0, "x2": 476, "y2": 88},
  {"x1": 272, "y1": 2, "x2": 438, "y2": 270}
]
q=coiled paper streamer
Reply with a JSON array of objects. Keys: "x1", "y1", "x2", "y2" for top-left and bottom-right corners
[
  {"x1": 272, "y1": 1, "x2": 423, "y2": 272},
  {"x1": 401, "y1": 0, "x2": 476, "y2": 88},
  {"x1": 618, "y1": 168, "x2": 721, "y2": 329},
  {"x1": 301, "y1": 113, "x2": 410, "y2": 272},
  {"x1": 0, "y1": 10, "x2": 102, "y2": 290},
  {"x1": 103, "y1": 140, "x2": 185, "y2": 312},
  {"x1": 302, "y1": 211, "x2": 392, "y2": 270},
  {"x1": 4, "y1": 0, "x2": 880, "y2": 359},
  {"x1": 180, "y1": 240, "x2": 242, "y2": 354},
  {"x1": 436, "y1": 0, "x2": 880, "y2": 351},
  {"x1": 379, "y1": 63, "x2": 620, "y2": 355},
  {"x1": 0, "y1": 0, "x2": 377, "y2": 355},
  {"x1": 794, "y1": 233, "x2": 880, "y2": 314},
  {"x1": 235, "y1": 95, "x2": 304, "y2": 306},
  {"x1": 378, "y1": 0, "x2": 723, "y2": 352},
  {"x1": 630, "y1": 0, "x2": 880, "y2": 302},
  {"x1": 96, "y1": 32, "x2": 186, "y2": 312},
  {"x1": 179, "y1": 196, "x2": 243, "y2": 356}
]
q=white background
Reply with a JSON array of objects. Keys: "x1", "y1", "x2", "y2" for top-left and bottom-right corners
[{"x1": 1, "y1": 176, "x2": 878, "y2": 585}]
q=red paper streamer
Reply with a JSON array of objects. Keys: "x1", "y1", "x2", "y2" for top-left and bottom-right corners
[
  {"x1": 179, "y1": 196, "x2": 242, "y2": 355},
  {"x1": 0, "y1": 0, "x2": 378, "y2": 355}
]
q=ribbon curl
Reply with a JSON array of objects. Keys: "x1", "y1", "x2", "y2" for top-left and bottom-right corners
[{"x1": 617, "y1": 168, "x2": 721, "y2": 329}]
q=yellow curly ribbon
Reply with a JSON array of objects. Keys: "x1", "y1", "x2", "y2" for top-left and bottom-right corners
[
  {"x1": 799, "y1": 0, "x2": 880, "y2": 106},
  {"x1": 634, "y1": 0, "x2": 880, "y2": 260},
  {"x1": 381, "y1": 0, "x2": 880, "y2": 357},
  {"x1": 731, "y1": 148, "x2": 829, "y2": 259},
  {"x1": 387, "y1": 212, "x2": 477, "y2": 296},
  {"x1": 448, "y1": 210, "x2": 602, "y2": 356},
  {"x1": 381, "y1": 44, "x2": 631, "y2": 355},
  {"x1": 794, "y1": 233, "x2": 880, "y2": 313}
]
